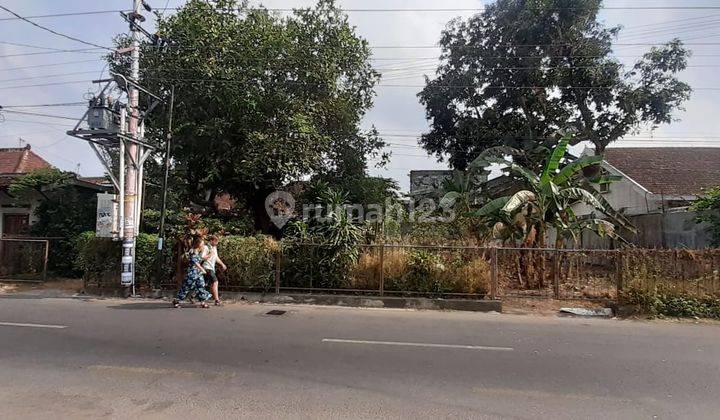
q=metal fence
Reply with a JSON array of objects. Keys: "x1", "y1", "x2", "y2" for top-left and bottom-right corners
[
  {"x1": 161, "y1": 244, "x2": 720, "y2": 301},
  {"x1": 0, "y1": 238, "x2": 49, "y2": 282}
]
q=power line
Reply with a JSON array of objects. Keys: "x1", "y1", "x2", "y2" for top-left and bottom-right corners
[
  {"x1": 5, "y1": 6, "x2": 720, "y2": 21},
  {"x1": 370, "y1": 42, "x2": 720, "y2": 49},
  {"x1": 0, "y1": 109, "x2": 81, "y2": 121},
  {"x1": 0, "y1": 49, "x2": 104, "y2": 58},
  {"x1": 0, "y1": 102, "x2": 86, "y2": 108},
  {"x1": 0, "y1": 10, "x2": 121, "y2": 22},
  {"x1": 0, "y1": 5, "x2": 113, "y2": 51},
  {"x1": 0, "y1": 70, "x2": 103, "y2": 83},
  {"x1": 0, "y1": 40, "x2": 86, "y2": 50},
  {"x1": 136, "y1": 77, "x2": 720, "y2": 90},
  {"x1": 0, "y1": 80, "x2": 95, "y2": 90},
  {"x1": 0, "y1": 59, "x2": 101, "y2": 72},
  {"x1": 0, "y1": 118, "x2": 75, "y2": 128}
]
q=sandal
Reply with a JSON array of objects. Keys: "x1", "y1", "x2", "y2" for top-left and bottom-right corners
[
  {"x1": 214, "y1": 299, "x2": 221, "y2": 306},
  {"x1": 172, "y1": 299, "x2": 180, "y2": 308},
  {"x1": 200, "y1": 302, "x2": 210, "y2": 309}
]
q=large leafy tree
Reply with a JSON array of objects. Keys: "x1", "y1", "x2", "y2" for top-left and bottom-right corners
[
  {"x1": 112, "y1": 0, "x2": 384, "y2": 231},
  {"x1": 419, "y1": 0, "x2": 692, "y2": 170}
]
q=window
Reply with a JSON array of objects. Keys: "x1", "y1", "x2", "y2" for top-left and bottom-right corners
[{"x1": 599, "y1": 182, "x2": 610, "y2": 194}]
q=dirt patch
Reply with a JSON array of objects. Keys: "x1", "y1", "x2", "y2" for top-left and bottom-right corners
[
  {"x1": 503, "y1": 297, "x2": 608, "y2": 316},
  {"x1": 0, "y1": 278, "x2": 83, "y2": 294}
]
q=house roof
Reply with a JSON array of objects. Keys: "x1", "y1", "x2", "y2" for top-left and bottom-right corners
[
  {"x1": 0, "y1": 145, "x2": 53, "y2": 174},
  {"x1": 604, "y1": 147, "x2": 720, "y2": 196}
]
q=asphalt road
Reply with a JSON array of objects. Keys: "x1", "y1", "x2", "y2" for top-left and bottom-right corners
[{"x1": 1, "y1": 293, "x2": 719, "y2": 419}]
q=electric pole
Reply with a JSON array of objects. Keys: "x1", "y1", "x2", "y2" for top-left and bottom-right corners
[
  {"x1": 67, "y1": 0, "x2": 162, "y2": 293},
  {"x1": 120, "y1": 0, "x2": 142, "y2": 288},
  {"x1": 158, "y1": 85, "x2": 175, "y2": 251}
]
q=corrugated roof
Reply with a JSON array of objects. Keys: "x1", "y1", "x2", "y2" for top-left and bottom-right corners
[
  {"x1": 0, "y1": 145, "x2": 53, "y2": 174},
  {"x1": 604, "y1": 147, "x2": 720, "y2": 196}
]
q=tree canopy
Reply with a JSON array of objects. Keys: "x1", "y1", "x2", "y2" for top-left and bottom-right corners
[
  {"x1": 418, "y1": 0, "x2": 692, "y2": 170},
  {"x1": 113, "y1": 0, "x2": 385, "y2": 230}
]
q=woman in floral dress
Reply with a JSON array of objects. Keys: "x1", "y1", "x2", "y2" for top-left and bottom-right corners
[{"x1": 172, "y1": 237, "x2": 212, "y2": 308}]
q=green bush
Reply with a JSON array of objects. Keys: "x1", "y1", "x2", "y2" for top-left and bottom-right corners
[
  {"x1": 621, "y1": 286, "x2": 720, "y2": 318},
  {"x1": 74, "y1": 232, "x2": 167, "y2": 288},
  {"x1": 142, "y1": 209, "x2": 254, "y2": 237},
  {"x1": 217, "y1": 235, "x2": 279, "y2": 291}
]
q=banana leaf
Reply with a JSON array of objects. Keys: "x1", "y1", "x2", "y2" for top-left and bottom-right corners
[
  {"x1": 553, "y1": 154, "x2": 603, "y2": 186},
  {"x1": 502, "y1": 190, "x2": 537, "y2": 213},
  {"x1": 474, "y1": 196, "x2": 510, "y2": 217},
  {"x1": 540, "y1": 133, "x2": 572, "y2": 188}
]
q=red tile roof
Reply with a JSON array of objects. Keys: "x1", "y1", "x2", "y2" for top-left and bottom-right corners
[
  {"x1": 0, "y1": 145, "x2": 53, "y2": 174},
  {"x1": 604, "y1": 147, "x2": 720, "y2": 196}
]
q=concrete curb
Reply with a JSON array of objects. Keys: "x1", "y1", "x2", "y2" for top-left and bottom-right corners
[{"x1": 85, "y1": 287, "x2": 502, "y2": 313}]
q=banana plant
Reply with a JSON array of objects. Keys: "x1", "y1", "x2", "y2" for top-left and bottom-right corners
[
  {"x1": 473, "y1": 132, "x2": 629, "y2": 247},
  {"x1": 437, "y1": 146, "x2": 523, "y2": 214}
]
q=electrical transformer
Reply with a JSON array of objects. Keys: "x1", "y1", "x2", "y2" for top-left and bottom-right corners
[{"x1": 87, "y1": 94, "x2": 125, "y2": 132}]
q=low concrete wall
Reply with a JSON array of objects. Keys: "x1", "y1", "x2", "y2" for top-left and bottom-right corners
[{"x1": 90, "y1": 287, "x2": 502, "y2": 313}]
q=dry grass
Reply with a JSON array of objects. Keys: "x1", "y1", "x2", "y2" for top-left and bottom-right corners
[
  {"x1": 448, "y1": 257, "x2": 490, "y2": 295},
  {"x1": 350, "y1": 248, "x2": 490, "y2": 295}
]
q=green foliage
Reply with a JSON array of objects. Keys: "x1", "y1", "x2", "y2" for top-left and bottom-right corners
[
  {"x1": 690, "y1": 186, "x2": 720, "y2": 246},
  {"x1": 111, "y1": 0, "x2": 383, "y2": 230},
  {"x1": 622, "y1": 286, "x2": 720, "y2": 318},
  {"x1": 419, "y1": 0, "x2": 692, "y2": 168},
  {"x1": 404, "y1": 250, "x2": 453, "y2": 294},
  {"x1": 473, "y1": 133, "x2": 628, "y2": 246},
  {"x1": 7, "y1": 168, "x2": 73, "y2": 204},
  {"x1": 217, "y1": 236, "x2": 279, "y2": 292},
  {"x1": 9, "y1": 168, "x2": 97, "y2": 277},
  {"x1": 378, "y1": 249, "x2": 489, "y2": 296},
  {"x1": 142, "y1": 208, "x2": 254, "y2": 237},
  {"x1": 74, "y1": 232, "x2": 166, "y2": 287},
  {"x1": 283, "y1": 185, "x2": 365, "y2": 288}
]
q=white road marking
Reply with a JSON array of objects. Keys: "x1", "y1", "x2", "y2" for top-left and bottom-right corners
[
  {"x1": 0, "y1": 321, "x2": 67, "y2": 329},
  {"x1": 322, "y1": 338, "x2": 513, "y2": 351}
]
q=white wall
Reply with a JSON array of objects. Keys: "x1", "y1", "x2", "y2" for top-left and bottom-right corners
[{"x1": 572, "y1": 161, "x2": 661, "y2": 217}]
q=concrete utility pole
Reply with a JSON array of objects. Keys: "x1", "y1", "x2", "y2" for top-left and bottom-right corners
[{"x1": 120, "y1": 0, "x2": 143, "y2": 288}]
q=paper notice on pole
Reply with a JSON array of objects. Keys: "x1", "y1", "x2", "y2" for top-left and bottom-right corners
[{"x1": 121, "y1": 272, "x2": 132, "y2": 286}]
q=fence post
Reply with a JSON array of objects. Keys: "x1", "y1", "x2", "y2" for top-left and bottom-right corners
[
  {"x1": 553, "y1": 249, "x2": 560, "y2": 299},
  {"x1": 42, "y1": 240, "x2": 49, "y2": 283},
  {"x1": 490, "y1": 247, "x2": 498, "y2": 300},
  {"x1": 378, "y1": 243, "x2": 385, "y2": 296},
  {"x1": 615, "y1": 250, "x2": 623, "y2": 297},
  {"x1": 274, "y1": 251, "x2": 281, "y2": 295}
]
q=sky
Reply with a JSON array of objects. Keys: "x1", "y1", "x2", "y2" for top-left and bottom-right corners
[{"x1": 1, "y1": 0, "x2": 720, "y2": 191}]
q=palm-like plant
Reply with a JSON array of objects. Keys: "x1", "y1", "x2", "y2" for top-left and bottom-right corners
[{"x1": 474, "y1": 133, "x2": 631, "y2": 248}]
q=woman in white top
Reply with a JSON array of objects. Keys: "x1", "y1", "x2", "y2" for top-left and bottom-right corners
[{"x1": 202, "y1": 235, "x2": 227, "y2": 306}]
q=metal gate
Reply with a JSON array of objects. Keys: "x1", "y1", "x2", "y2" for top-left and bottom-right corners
[{"x1": 0, "y1": 238, "x2": 49, "y2": 282}]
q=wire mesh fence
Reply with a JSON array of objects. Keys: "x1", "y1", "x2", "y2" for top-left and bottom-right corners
[
  {"x1": 158, "y1": 243, "x2": 720, "y2": 302},
  {"x1": 496, "y1": 248, "x2": 619, "y2": 300},
  {"x1": 622, "y1": 249, "x2": 720, "y2": 298},
  {"x1": 0, "y1": 238, "x2": 49, "y2": 282}
]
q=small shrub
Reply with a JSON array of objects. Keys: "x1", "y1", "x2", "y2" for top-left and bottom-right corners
[
  {"x1": 403, "y1": 250, "x2": 452, "y2": 294},
  {"x1": 74, "y1": 232, "x2": 165, "y2": 288},
  {"x1": 217, "y1": 235, "x2": 278, "y2": 291},
  {"x1": 449, "y1": 256, "x2": 490, "y2": 295},
  {"x1": 621, "y1": 286, "x2": 720, "y2": 318}
]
